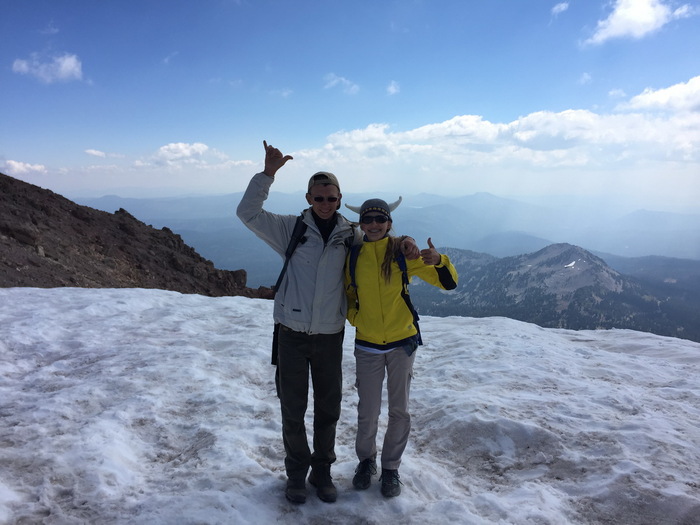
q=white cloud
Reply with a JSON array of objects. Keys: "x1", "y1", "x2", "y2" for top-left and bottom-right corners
[
  {"x1": 281, "y1": 103, "x2": 694, "y2": 207},
  {"x1": 387, "y1": 80, "x2": 400, "y2": 95},
  {"x1": 146, "y1": 142, "x2": 247, "y2": 172},
  {"x1": 618, "y1": 75, "x2": 700, "y2": 112},
  {"x1": 13, "y1": 76, "x2": 697, "y2": 207},
  {"x1": 97, "y1": 82, "x2": 698, "y2": 199},
  {"x1": 12, "y1": 52, "x2": 83, "y2": 83},
  {"x1": 155, "y1": 142, "x2": 210, "y2": 165},
  {"x1": 404, "y1": 115, "x2": 503, "y2": 144},
  {"x1": 296, "y1": 80, "x2": 700, "y2": 183},
  {"x1": 578, "y1": 72, "x2": 592, "y2": 85},
  {"x1": 323, "y1": 73, "x2": 360, "y2": 95},
  {"x1": 552, "y1": 3, "x2": 569, "y2": 17},
  {"x1": 163, "y1": 51, "x2": 179, "y2": 65},
  {"x1": 86, "y1": 164, "x2": 119, "y2": 172},
  {"x1": 85, "y1": 149, "x2": 107, "y2": 158},
  {"x1": 585, "y1": 0, "x2": 695, "y2": 45},
  {"x1": 270, "y1": 88, "x2": 293, "y2": 98},
  {"x1": 4, "y1": 160, "x2": 48, "y2": 175},
  {"x1": 609, "y1": 88, "x2": 628, "y2": 98},
  {"x1": 40, "y1": 21, "x2": 60, "y2": 35},
  {"x1": 85, "y1": 149, "x2": 125, "y2": 160}
]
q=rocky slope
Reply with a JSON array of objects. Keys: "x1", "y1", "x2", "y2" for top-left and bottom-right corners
[{"x1": 0, "y1": 172, "x2": 272, "y2": 298}]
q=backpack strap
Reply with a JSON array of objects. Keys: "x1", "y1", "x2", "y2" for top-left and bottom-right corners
[
  {"x1": 396, "y1": 252, "x2": 423, "y2": 345},
  {"x1": 272, "y1": 214, "x2": 308, "y2": 296},
  {"x1": 348, "y1": 243, "x2": 362, "y2": 292}
]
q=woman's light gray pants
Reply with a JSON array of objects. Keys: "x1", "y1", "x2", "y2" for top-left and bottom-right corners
[{"x1": 354, "y1": 345, "x2": 416, "y2": 470}]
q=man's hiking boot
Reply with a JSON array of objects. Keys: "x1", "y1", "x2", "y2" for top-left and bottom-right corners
[
  {"x1": 380, "y1": 469, "x2": 402, "y2": 498},
  {"x1": 352, "y1": 458, "x2": 377, "y2": 490},
  {"x1": 308, "y1": 465, "x2": 337, "y2": 503},
  {"x1": 285, "y1": 477, "x2": 307, "y2": 504}
]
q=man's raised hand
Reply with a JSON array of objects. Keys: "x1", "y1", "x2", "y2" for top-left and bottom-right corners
[
  {"x1": 263, "y1": 140, "x2": 293, "y2": 177},
  {"x1": 400, "y1": 236, "x2": 420, "y2": 260}
]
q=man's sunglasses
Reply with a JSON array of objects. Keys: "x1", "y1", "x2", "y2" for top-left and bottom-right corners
[
  {"x1": 360, "y1": 215, "x2": 389, "y2": 224},
  {"x1": 310, "y1": 196, "x2": 339, "y2": 203}
]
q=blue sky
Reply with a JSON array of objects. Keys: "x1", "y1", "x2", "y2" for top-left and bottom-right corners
[{"x1": 2, "y1": 0, "x2": 699, "y2": 210}]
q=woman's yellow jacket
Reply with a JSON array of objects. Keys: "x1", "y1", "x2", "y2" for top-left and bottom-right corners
[{"x1": 345, "y1": 236, "x2": 458, "y2": 350}]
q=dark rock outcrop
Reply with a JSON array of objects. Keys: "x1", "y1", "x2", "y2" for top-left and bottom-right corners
[{"x1": 0, "y1": 172, "x2": 273, "y2": 298}]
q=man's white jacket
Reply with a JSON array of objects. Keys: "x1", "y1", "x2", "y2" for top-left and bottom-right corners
[{"x1": 236, "y1": 172, "x2": 357, "y2": 335}]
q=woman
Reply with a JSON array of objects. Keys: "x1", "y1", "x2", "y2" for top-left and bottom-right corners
[{"x1": 344, "y1": 198, "x2": 458, "y2": 498}]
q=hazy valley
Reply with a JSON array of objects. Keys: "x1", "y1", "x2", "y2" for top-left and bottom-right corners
[
  {"x1": 76, "y1": 189, "x2": 700, "y2": 286},
  {"x1": 2, "y1": 171, "x2": 699, "y2": 343},
  {"x1": 72, "y1": 188, "x2": 700, "y2": 343}
]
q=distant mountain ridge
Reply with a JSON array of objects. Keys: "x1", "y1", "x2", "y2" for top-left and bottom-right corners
[
  {"x1": 74, "y1": 188, "x2": 700, "y2": 289},
  {"x1": 4, "y1": 172, "x2": 699, "y2": 343},
  {"x1": 68, "y1": 183, "x2": 700, "y2": 343},
  {"x1": 410, "y1": 244, "x2": 700, "y2": 343}
]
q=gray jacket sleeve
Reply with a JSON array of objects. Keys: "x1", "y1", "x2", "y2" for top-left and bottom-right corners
[{"x1": 236, "y1": 172, "x2": 296, "y2": 257}]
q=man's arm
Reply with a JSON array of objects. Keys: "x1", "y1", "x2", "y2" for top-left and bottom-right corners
[
  {"x1": 236, "y1": 141, "x2": 297, "y2": 255},
  {"x1": 237, "y1": 139, "x2": 293, "y2": 224}
]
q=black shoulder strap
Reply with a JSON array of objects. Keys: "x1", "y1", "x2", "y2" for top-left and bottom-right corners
[
  {"x1": 272, "y1": 214, "x2": 307, "y2": 296},
  {"x1": 396, "y1": 252, "x2": 422, "y2": 345},
  {"x1": 348, "y1": 243, "x2": 362, "y2": 291}
]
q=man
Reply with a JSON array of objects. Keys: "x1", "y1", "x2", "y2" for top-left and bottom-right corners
[{"x1": 236, "y1": 141, "x2": 417, "y2": 504}]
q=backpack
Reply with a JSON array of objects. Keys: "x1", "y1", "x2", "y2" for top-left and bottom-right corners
[{"x1": 347, "y1": 243, "x2": 422, "y2": 346}]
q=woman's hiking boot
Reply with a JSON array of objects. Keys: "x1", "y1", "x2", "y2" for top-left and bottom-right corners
[
  {"x1": 308, "y1": 465, "x2": 337, "y2": 503},
  {"x1": 352, "y1": 458, "x2": 377, "y2": 490},
  {"x1": 380, "y1": 469, "x2": 402, "y2": 498}
]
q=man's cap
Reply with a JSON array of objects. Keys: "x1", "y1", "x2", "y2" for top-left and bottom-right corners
[{"x1": 308, "y1": 171, "x2": 340, "y2": 193}]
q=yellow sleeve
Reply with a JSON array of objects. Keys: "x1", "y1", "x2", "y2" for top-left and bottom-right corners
[{"x1": 408, "y1": 253, "x2": 458, "y2": 290}]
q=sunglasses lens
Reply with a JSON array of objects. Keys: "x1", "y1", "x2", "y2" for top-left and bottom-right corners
[
  {"x1": 361, "y1": 215, "x2": 388, "y2": 224},
  {"x1": 312, "y1": 196, "x2": 338, "y2": 202}
]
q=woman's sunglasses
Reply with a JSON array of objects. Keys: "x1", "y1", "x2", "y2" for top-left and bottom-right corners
[
  {"x1": 360, "y1": 215, "x2": 389, "y2": 224},
  {"x1": 311, "y1": 196, "x2": 339, "y2": 203}
]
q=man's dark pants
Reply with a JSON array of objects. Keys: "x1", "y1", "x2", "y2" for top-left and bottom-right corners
[{"x1": 277, "y1": 325, "x2": 344, "y2": 480}]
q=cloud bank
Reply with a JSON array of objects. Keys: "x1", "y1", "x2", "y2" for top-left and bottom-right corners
[
  {"x1": 4, "y1": 75, "x2": 698, "y2": 205},
  {"x1": 620, "y1": 75, "x2": 700, "y2": 112}
]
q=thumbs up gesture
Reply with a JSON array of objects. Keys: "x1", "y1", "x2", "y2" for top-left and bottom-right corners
[{"x1": 420, "y1": 237, "x2": 441, "y2": 266}]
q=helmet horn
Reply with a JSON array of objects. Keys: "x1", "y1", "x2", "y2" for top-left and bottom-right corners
[
  {"x1": 388, "y1": 196, "x2": 402, "y2": 211},
  {"x1": 345, "y1": 196, "x2": 402, "y2": 214}
]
